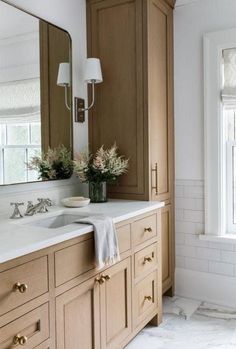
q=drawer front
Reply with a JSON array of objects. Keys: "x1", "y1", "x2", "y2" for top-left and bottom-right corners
[
  {"x1": 0, "y1": 303, "x2": 49, "y2": 349},
  {"x1": 133, "y1": 271, "x2": 158, "y2": 327},
  {"x1": 0, "y1": 257, "x2": 48, "y2": 316},
  {"x1": 55, "y1": 238, "x2": 95, "y2": 287},
  {"x1": 116, "y1": 224, "x2": 131, "y2": 253},
  {"x1": 132, "y1": 214, "x2": 157, "y2": 246},
  {"x1": 134, "y1": 243, "x2": 157, "y2": 279}
]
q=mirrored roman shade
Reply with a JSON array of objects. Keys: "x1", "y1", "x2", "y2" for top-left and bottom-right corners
[
  {"x1": 222, "y1": 48, "x2": 236, "y2": 109},
  {"x1": 0, "y1": 78, "x2": 40, "y2": 119}
]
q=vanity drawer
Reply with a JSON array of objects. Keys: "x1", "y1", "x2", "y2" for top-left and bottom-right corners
[
  {"x1": 132, "y1": 214, "x2": 157, "y2": 247},
  {"x1": 55, "y1": 238, "x2": 95, "y2": 287},
  {"x1": 0, "y1": 303, "x2": 49, "y2": 349},
  {"x1": 134, "y1": 243, "x2": 157, "y2": 279},
  {"x1": 133, "y1": 271, "x2": 158, "y2": 327},
  {"x1": 116, "y1": 223, "x2": 131, "y2": 253},
  {"x1": 0, "y1": 256, "x2": 48, "y2": 316}
]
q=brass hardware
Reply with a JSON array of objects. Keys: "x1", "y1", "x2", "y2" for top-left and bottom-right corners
[
  {"x1": 151, "y1": 163, "x2": 158, "y2": 196},
  {"x1": 144, "y1": 227, "x2": 152, "y2": 233},
  {"x1": 144, "y1": 256, "x2": 152, "y2": 263},
  {"x1": 101, "y1": 274, "x2": 111, "y2": 281},
  {"x1": 13, "y1": 282, "x2": 28, "y2": 293},
  {"x1": 13, "y1": 335, "x2": 28, "y2": 346},
  {"x1": 95, "y1": 276, "x2": 105, "y2": 285},
  {"x1": 144, "y1": 295, "x2": 152, "y2": 302}
]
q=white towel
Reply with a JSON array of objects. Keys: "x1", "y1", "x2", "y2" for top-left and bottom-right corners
[{"x1": 75, "y1": 215, "x2": 120, "y2": 270}]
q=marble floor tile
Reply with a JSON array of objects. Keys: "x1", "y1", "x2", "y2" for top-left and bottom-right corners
[{"x1": 125, "y1": 297, "x2": 236, "y2": 349}]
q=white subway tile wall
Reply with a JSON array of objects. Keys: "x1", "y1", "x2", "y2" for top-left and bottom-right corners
[{"x1": 175, "y1": 179, "x2": 236, "y2": 277}]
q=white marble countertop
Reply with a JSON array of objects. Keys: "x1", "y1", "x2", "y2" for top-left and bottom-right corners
[{"x1": 0, "y1": 199, "x2": 164, "y2": 264}]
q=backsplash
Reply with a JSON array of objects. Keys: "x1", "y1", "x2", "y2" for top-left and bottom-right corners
[
  {"x1": 176, "y1": 179, "x2": 236, "y2": 277},
  {"x1": 0, "y1": 177, "x2": 83, "y2": 218}
]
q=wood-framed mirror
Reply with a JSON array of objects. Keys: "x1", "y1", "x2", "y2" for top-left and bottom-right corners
[{"x1": 0, "y1": 0, "x2": 73, "y2": 186}]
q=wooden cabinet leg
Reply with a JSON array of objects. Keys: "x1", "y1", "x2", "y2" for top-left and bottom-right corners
[
  {"x1": 149, "y1": 313, "x2": 162, "y2": 327},
  {"x1": 164, "y1": 286, "x2": 174, "y2": 297}
]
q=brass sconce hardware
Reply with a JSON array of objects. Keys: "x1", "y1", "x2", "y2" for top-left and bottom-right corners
[{"x1": 13, "y1": 282, "x2": 28, "y2": 293}]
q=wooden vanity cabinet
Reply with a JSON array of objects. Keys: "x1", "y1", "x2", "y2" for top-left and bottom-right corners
[
  {"x1": 86, "y1": 0, "x2": 175, "y2": 295},
  {"x1": 0, "y1": 209, "x2": 162, "y2": 349}
]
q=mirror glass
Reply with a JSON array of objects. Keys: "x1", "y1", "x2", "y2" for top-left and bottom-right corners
[{"x1": 0, "y1": 1, "x2": 72, "y2": 185}]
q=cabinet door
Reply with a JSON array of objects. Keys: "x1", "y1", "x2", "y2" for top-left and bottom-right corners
[
  {"x1": 56, "y1": 277, "x2": 100, "y2": 349},
  {"x1": 148, "y1": 0, "x2": 174, "y2": 202},
  {"x1": 100, "y1": 258, "x2": 132, "y2": 349},
  {"x1": 87, "y1": 0, "x2": 148, "y2": 199},
  {"x1": 161, "y1": 204, "x2": 174, "y2": 294}
]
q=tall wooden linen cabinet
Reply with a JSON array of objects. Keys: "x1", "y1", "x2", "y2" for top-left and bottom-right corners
[{"x1": 86, "y1": 0, "x2": 175, "y2": 294}]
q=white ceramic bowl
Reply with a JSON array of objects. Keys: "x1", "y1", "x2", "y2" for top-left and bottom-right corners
[{"x1": 61, "y1": 197, "x2": 90, "y2": 208}]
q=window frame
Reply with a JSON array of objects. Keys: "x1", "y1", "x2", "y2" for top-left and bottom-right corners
[{"x1": 204, "y1": 28, "x2": 236, "y2": 236}]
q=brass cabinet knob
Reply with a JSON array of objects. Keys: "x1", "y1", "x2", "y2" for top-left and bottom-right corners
[
  {"x1": 95, "y1": 276, "x2": 105, "y2": 285},
  {"x1": 144, "y1": 227, "x2": 152, "y2": 233},
  {"x1": 13, "y1": 282, "x2": 28, "y2": 293},
  {"x1": 144, "y1": 256, "x2": 152, "y2": 263},
  {"x1": 102, "y1": 274, "x2": 111, "y2": 281},
  {"x1": 13, "y1": 334, "x2": 28, "y2": 346},
  {"x1": 144, "y1": 295, "x2": 152, "y2": 302}
]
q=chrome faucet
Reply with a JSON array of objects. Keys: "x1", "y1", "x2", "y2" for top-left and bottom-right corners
[
  {"x1": 10, "y1": 202, "x2": 24, "y2": 219},
  {"x1": 25, "y1": 198, "x2": 53, "y2": 216}
]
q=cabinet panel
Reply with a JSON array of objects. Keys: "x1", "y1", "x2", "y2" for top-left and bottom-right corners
[
  {"x1": 100, "y1": 258, "x2": 132, "y2": 349},
  {"x1": 0, "y1": 256, "x2": 48, "y2": 316},
  {"x1": 161, "y1": 204, "x2": 173, "y2": 293},
  {"x1": 0, "y1": 303, "x2": 49, "y2": 349},
  {"x1": 55, "y1": 238, "x2": 95, "y2": 287},
  {"x1": 133, "y1": 270, "x2": 158, "y2": 328},
  {"x1": 148, "y1": 0, "x2": 174, "y2": 202},
  {"x1": 87, "y1": 0, "x2": 148, "y2": 198},
  {"x1": 134, "y1": 243, "x2": 157, "y2": 279},
  {"x1": 56, "y1": 277, "x2": 100, "y2": 349},
  {"x1": 132, "y1": 214, "x2": 157, "y2": 247}
]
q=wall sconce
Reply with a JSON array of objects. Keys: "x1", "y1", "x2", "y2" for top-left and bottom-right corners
[
  {"x1": 57, "y1": 62, "x2": 71, "y2": 111},
  {"x1": 75, "y1": 58, "x2": 103, "y2": 123}
]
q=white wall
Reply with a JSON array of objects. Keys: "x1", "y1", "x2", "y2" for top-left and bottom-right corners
[
  {"x1": 175, "y1": 0, "x2": 236, "y2": 180},
  {"x1": 175, "y1": 0, "x2": 236, "y2": 306},
  {"x1": 0, "y1": 0, "x2": 87, "y2": 212}
]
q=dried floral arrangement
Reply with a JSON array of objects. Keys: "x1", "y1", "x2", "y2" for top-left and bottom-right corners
[
  {"x1": 74, "y1": 144, "x2": 129, "y2": 184},
  {"x1": 28, "y1": 144, "x2": 74, "y2": 180}
]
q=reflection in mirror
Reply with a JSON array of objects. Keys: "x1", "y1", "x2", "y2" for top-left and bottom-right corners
[{"x1": 0, "y1": 1, "x2": 72, "y2": 185}]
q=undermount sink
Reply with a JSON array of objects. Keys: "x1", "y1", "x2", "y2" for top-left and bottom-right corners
[{"x1": 26, "y1": 213, "x2": 87, "y2": 229}]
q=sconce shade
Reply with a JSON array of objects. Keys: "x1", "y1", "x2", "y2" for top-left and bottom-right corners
[
  {"x1": 84, "y1": 58, "x2": 103, "y2": 84},
  {"x1": 57, "y1": 63, "x2": 70, "y2": 87}
]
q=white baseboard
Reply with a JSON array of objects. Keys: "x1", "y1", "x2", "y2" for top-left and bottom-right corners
[{"x1": 175, "y1": 267, "x2": 236, "y2": 308}]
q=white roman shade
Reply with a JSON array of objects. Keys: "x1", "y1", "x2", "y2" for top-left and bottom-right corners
[
  {"x1": 222, "y1": 48, "x2": 236, "y2": 108},
  {"x1": 0, "y1": 78, "x2": 40, "y2": 119}
]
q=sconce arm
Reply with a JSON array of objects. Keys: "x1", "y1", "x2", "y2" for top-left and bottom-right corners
[{"x1": 79, "y1": 81, "x2": 95, "y2": 112}]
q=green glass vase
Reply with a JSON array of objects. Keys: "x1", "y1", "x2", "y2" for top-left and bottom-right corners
[{"x1": 89, "y1": 181, "x2": 107, "y2": 203}]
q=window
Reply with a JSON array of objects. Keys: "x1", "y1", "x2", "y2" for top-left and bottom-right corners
[
  {"x1": 222, "y1": 49, "x2": 236, "y2": 233},
  {"x1": 204, "y1": 28, "x2": 236, "y2": 236},
  {"x1": 0, "y1": 78, "x2": 41, "y2": 185}
]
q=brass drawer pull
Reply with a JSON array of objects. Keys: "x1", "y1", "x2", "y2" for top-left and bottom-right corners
[
  {"x1": 151, "y1": 163, "x2": 158, "y2": 196},
  {"x1": 13, "y1": 282, "x2": 28, "y2": 293},
  {"x1": 144, "y1": 256, "x2": 152, "y2": 263},
  {"x1": 102, "y1": 274, "x2": 111, "y2": 281},
  {"x1": 144, "y1": 295, "x2": 152, "y2": 302},
  {"x1": 144, "y1": 227, "x2": 152, "y2": 233},
  {"x1": 95, "y1": 276, "x2": 105, "y2": 285},
  {"x1": 13, "y1": 334, "x2": 28, "y2": 346}
]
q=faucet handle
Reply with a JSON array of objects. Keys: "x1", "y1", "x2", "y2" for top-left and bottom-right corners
[
  {"x1": 37, "y1": 198, "x2": 53, "y2": 213},
  {"x1": 10, "y1": 202, "x2": 24, "y2": 219}
]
